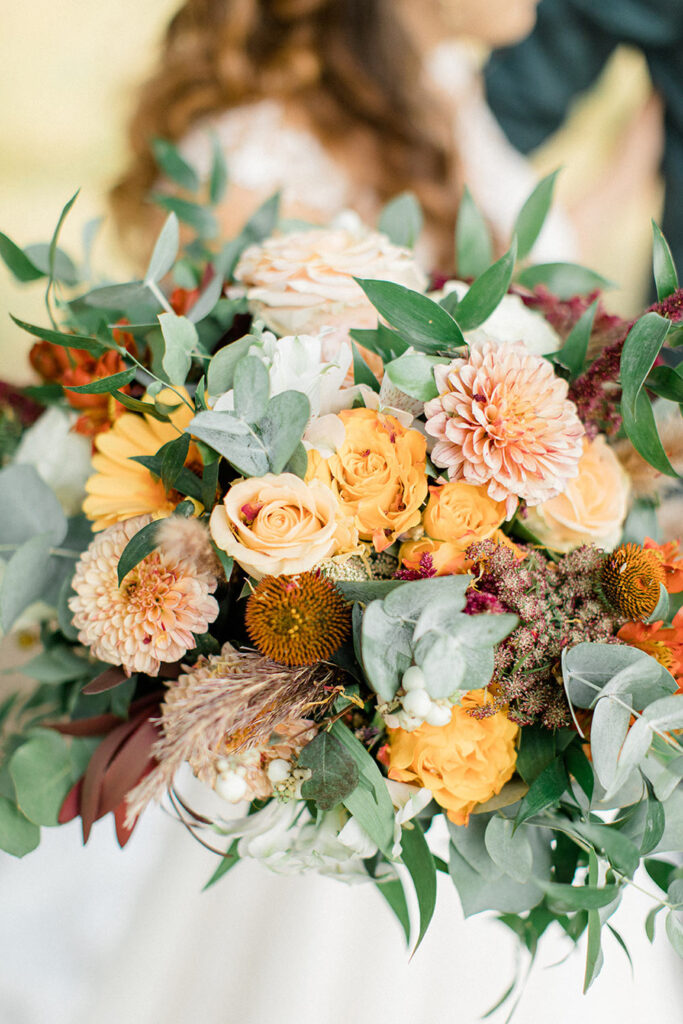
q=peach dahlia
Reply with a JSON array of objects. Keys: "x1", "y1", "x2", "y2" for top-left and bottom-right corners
[{"x1": 424, "y1": 340, "x2": 585, "y2": 517}]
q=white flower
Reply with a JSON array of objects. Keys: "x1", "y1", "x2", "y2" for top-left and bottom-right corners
[
  {"x1": 433, "y1": 280, "x2": 561, "y2": 356},
  {"x1": 213, "y1": 330, "x2": 352, "y2": 423},
  {"x1": 14, "y1": 407, "x2": 92, "y2": 516}
]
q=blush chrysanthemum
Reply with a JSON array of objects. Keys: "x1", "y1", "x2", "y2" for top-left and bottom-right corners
[
  {"x1": 69, "y1": 514, "x2": 219, "y2": 675},
  {"x1": 424, "y1": 340, "x2": 585, "y2": 517}
]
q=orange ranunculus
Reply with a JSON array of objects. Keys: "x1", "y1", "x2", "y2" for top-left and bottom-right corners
[
  {"x1": 307, "y1": 407, "x2": 427, "y2": 552},
  {"x1": 618, "y1": 608, "x2": 683, "y2": 692},
  {"x1": 387, "y1": 689, "x2": 518, "y2": 825},
  {"x1": 423, "y1": 481, "x2": 506, "y2": 547},
  {"x1": 30, "y1": 324, "x2": 138, "y2": 438},
  {"x1": 644, "y1": 538, "x2": 683, "y2": 594}
]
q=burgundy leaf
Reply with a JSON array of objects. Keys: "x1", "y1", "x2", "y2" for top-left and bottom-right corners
[
  {"x1": 98, "y1": 719, "x2": 160, "y2": 820},
  {"x1": 114, "y1": 800, "x2": 137, "y2": 848},
  {"x1": 80, "y1": 716, "x2": 145, "y2": 843},
  {"x1": 58, "y1": 778, "x2": 83, "y2": 824},
  {"x1": 81, "y1": 666, "x2": 129, "y2": 695},
  {"x1": 48, "y1": 692, "x2": 163, "y2": 738}
]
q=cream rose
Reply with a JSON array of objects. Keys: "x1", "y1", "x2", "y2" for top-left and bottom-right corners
[
  {"x1": 209, "y1": 473, "x2": 357, "y2": 578},
  {"x1": 234, "y1": 224, "x2": 427, "y2": 358},
  {"x1": 524, "y1": 435, "x2": 630, "y2": 553}
]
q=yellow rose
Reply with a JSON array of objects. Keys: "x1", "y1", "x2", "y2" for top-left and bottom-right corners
[
  {"x1": 308, "y1": 407, "x2": 428, "y2": 552},
  {"x1": 209, "y1": 473, "x2": 357, "y2": 579},
  {"x1": 423, "y1": 481, "x2": 506, "y2": 547},
  {"x1": 387, "y1": 690, "x2": 518, "y2": 825},
  {"x1": 524, "y1": 435, "x2": 630, "y2": 553}
]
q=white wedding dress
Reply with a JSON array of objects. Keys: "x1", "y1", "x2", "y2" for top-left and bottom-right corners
[{"x1": 2, "y1": 42, "x2": 681, "y2": 1024}]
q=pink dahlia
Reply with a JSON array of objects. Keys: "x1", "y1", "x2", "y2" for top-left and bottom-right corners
[
  {"x1": 69, "y1": 515, "x2": 219, "y2": 675},
  {"x1": 424, "y1": 340, "x2": 584, "y2": 517}
]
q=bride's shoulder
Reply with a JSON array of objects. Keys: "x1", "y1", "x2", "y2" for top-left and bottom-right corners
[{"x1": 179, "y1": 99, "x2": 351, "y2": 217}]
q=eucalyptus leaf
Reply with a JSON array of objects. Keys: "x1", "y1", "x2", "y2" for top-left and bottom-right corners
[
  {"x1": 151, "y1": 194, "x2": 219, "y2": 239},
  {"x1": 485, "y1": 816, "x2": 533, "y2": 883},
  {"x1": 9, "y1": 731, "x2": 74, "y2": 826},
  {"x1": 144, "y1": 212, "x2": 180, "y2": 284},
  {"x1": 0, "y1": 796, "x2": 40, "y2": 857},
  {"x1": 400, "y1": 821, "x2": 436, "y2": 950},
  {"x1": 159, "y1": 312, "x2": 198, "y2": 385},
  {"x1": 188, "y1": 410, "x2": 269, "y2": 476},
  {"x1": 0, "y1": 464, "x2": 67, "y2": 545},
  {"x1": 259, "y1": 390, "x2": 310, "y2": 473},
  {"x1": 412, "y1": 632, "x2": 467, "y2": 698},
  {"x1": 22, "y1": 243, "x2": 78, "y2": 286},
  {"x1": 152, "y1": 139, "x2": 200, "y2": 193},
  {"x1": 186, "y1": 272, "x2": 225, "y2": 323},
  {"x1": 233, "y1": 355, "x2": 270, "y2": 423},
  {"x1": 206, "y1": 335, "x2": 259, "y2": 395},
  {"x1": 0, "y1": 533, "x2": 53, "y2": 632},
  {"x1": 331, "y1": 721, "x2": 395, "y2": 857},
  {"x1": 209, "y1": 134, "x2": 229, "y2": 205},
  {"x1": 360, "y1": 601, "x2": 413, "y2": 701}
]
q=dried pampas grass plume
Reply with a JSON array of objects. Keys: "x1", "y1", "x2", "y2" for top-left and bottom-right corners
[
  {"x1": 156, "y1": 515, "x2": 221, "y2": 579},
  {"x1": 125, "y1": 643, "x2": 339, "y2": 824}
]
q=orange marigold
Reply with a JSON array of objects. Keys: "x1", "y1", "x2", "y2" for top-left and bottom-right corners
[
  {"x1": 618, "y1": 608, "x2": 683, "y2": 692},
  {"x1": 600, "y1": 543, "x2": 665, "y2": 620},
  {"x1": 245, "y1": 572, "x2": 351, "y2": 666},
  {"x1": 644, "y1": 537, "x2": 683, "y2": 594}
]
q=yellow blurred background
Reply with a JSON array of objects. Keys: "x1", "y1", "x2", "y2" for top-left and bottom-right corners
[{"x1": 0, "y1": 1, "x2": 662, "y2": 383}]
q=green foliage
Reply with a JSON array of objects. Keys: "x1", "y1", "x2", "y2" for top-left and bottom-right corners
[
  {"x1": 354, "y1": 278, "x2": 465, "y2": 353},
  {"x1": 645, "y1": 364, "x2": 683, "y2": 404},
  {"x1": 152, "y1": 139, "x2": 200, "y2": 194},
  {"x1": 0, "y1": 796, "x2": 40, "y2": 857},
  {"x1": 209, "y1": 135, "x2": 229, "y2": 206},
  {"x1": 64, "y1": 368, "x2": 137, "y2": 395},
  {"x1": 203, "y1": 841, "x2": 240, "y2": 890},
  {"x1": 349, "y1": 324, "x2": 408, "y2": 363},
  {"x1": 159, "y1": 312, "x2": 199, "y2": 385},
  {"x1": 375, "y1": 876, "x2": 411, "y2": 945},
  {"x1": 0, "y1": 232, "x2": 45, "y2": 282},
  {"x1": 351, "y1": 342, "x2": 380, "y2": 391},
  {"x1": 513, "y1": 170, "x2": 559, "y2": 261},
  {"x1": 330, "y1": 721, "x2": 395, "y2": 857},
  {"x1": 151, "y1": 194, "x2": 218, "y2": 240},
  {"x1": 9, "y1": 731, "x2": 74, "y2": 826},
  {"x1": 651, "y1": 221, "x2": 678, "y2": 301},
  {"x1": 619, "y1": 312, "x2": 670, "y2": 422},
  {"x1": 298, "y1": 731, "x2": 359, "y2": 810},
  {"x1": 451, "y1": 240, "x2": 517, "y2": 331},
  {"x1": 455, "y1": 186, "x2": 493, "y2": 279},
  {"x1": 189, "y1": 368, "x2": 310, "y2": 476},
  {"x1": 116, "y1": 519, "x2": 163, "y2": 585},
  {"x1": 515, "y1": 262, "x2": 614, "y2": 298},
  {"x1": 400, "y1": 821, "x2": 436, "y2": 951},
  {"x1": 385, "y1": 351, "x2": 440, "y2": 401},
  {"x1": 550, "y1": 299, "x2": 598, "y2": 380},
  {"x1": 145, "y1": 212, "x2": 180, "y2": 284},
  {"x1": 378, "y1": 192, "x2": 423, "y2": 249}
]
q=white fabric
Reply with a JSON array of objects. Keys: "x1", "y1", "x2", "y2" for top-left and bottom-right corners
[{"x1": 0, "y1": 807, "x2": 680, "y2": 1023}]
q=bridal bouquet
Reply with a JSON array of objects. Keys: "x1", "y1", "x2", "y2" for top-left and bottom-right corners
[{"x1": 1, "y1": 149, "x2": 683, "y2": 997}]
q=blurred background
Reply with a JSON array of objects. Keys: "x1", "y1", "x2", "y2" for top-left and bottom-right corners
[
  {"x1": 1, "y1": 3, "x2": 680, "y2": 1022},
  {"x1": 0, "y1": 0, "x2": 665, "y2": 383}
]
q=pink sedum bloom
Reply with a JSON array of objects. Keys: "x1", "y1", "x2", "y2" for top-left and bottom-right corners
[
  {"x1": 69, "y1": 515, "x2": 219, "y2": 675},
  {"x1": 424, "y1": 340, "x2": 584, "y2": 517}
]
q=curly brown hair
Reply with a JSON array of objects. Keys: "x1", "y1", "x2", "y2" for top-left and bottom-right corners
[{"x1": 110, "y1": 0, "x2": 460, "y2": 265}]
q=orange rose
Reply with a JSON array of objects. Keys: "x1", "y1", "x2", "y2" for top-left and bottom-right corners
[
  {"x1": 210, "y1": 473, "x2": 358, "y2": 579},
  {"x1": 308, "y1": 407, "x2": 428, "y2": 552},
  {"x1": 398, "y1": 537, "x2": 469, "y2": 577},
  {"x1": 423, "y1": 481, "x2": 506, "y2": 546},
  {"x1": 387, "y1": 689, "x2": 518, "y2": 825}
]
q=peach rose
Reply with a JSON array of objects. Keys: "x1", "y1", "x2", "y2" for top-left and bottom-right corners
[
  {"x1": 209, "y1": 473, "x2": 358, "y2": 579},
  {"x1": 308, "y1": 407, "x2": 428, "y2": 552},
  {"x1": 524, "y1": 435, "x2": 630, "y2": 553},
  {"x1": 387, "y1": 689, "x2": 519, "y2": 825},
  {"x1": 233, "y1": 224, "x2": 427, "y2": 363}
]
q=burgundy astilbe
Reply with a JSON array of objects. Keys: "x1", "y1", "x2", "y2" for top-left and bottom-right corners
[
  {"x1": 568, "y1": 286, "x2": 683, "y2": 438},
  {"x1": 466, "y1": 540, "x2": 619, "y2": 729},
  {"x1": 519, "y1": 286, "x2": 627, "y2": 353},
  {"x1": 394, "y1": 552, "x2": 437, "y2": 580}
]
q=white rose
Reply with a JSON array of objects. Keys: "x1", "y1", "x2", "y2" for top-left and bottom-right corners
[{"x1": 433, "y1": 280, "x2": 561, "y2": 356}]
